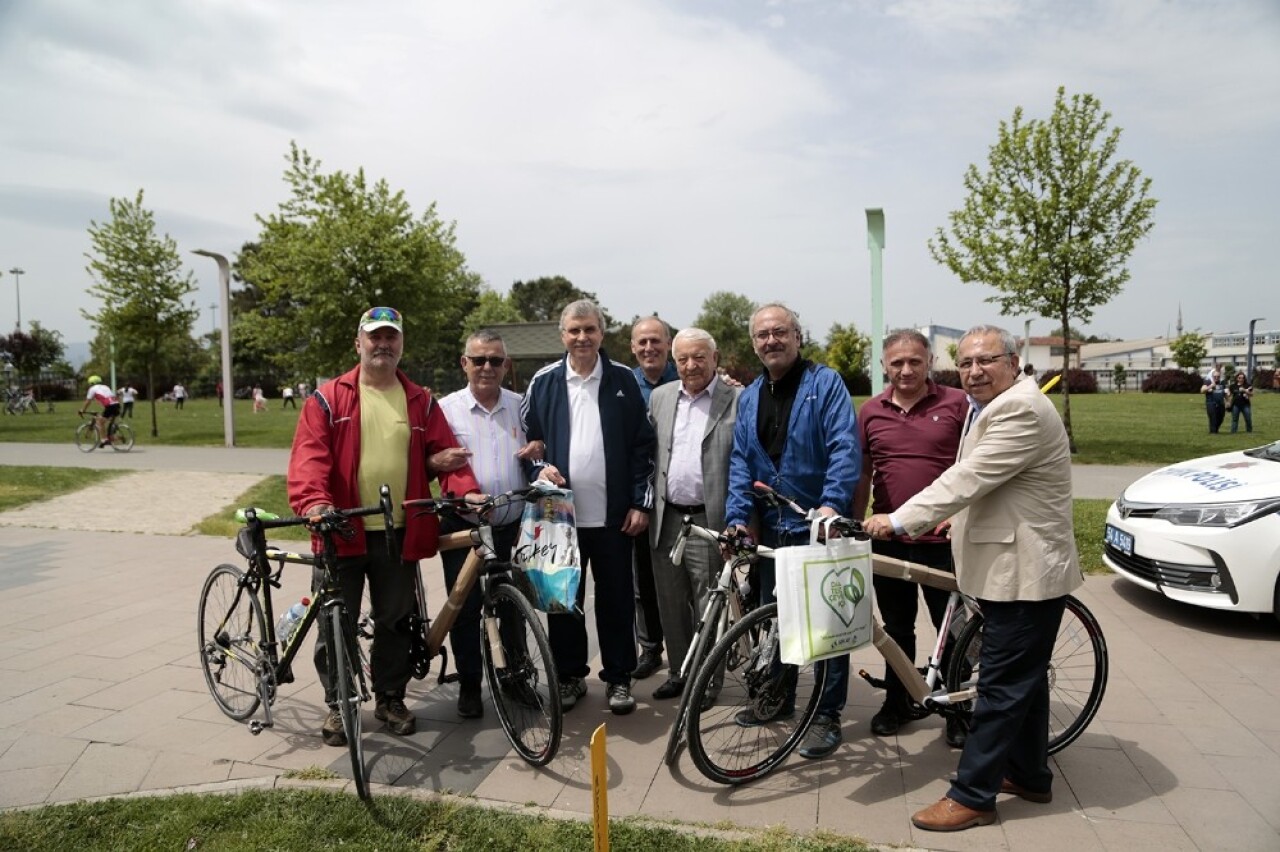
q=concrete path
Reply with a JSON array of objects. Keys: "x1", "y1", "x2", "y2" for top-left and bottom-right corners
[{"x1": 3, "y1": 445, "x2": 1278, "y2": 851}]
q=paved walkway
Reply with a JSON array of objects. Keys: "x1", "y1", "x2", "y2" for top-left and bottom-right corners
[{"x1": 2, "y1": 445, "x2": 1278, "y2": 851}]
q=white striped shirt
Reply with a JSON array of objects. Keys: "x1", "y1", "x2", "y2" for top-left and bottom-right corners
[{"x1": 440, "y1": 386, "x2": 529, "y2": 527}]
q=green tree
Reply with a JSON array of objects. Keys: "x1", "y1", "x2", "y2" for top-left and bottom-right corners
[
  {"x1": 929, "y1": 87, "x2": 1157, "y2": 452},
  {"x1": 83, "y1": 189, "x2": 199, "y2": 437},
  {"x1": 510, "y1": 276, "x2": 599, "y2": 323},
  {"x1": 1169, "y1": 332, "x2": 1207, "y2": 370},
  {"x1": 235, "y1": 143, "x2": 483, "y2": 384},
  {"x1": 1112, "y1": 362, "x2": 1126, "y2": 392},
  {"x1": 0, "y1": 321, "x2": 67, "y2": 376},
  {"x1": 693, "y1": 291, "x2": 756, "y2": 379},
  {"x1": 461, "y1": 288, "x2": 524, "y2": 344},
  {"x1": 823, "y1": 322, "x2": 871, "y2": 390}
]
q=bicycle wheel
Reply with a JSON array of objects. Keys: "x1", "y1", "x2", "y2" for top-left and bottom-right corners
[
  {"x1": 482, "y1": 583, "x2": 562, "y2": 766},
  {"x1": 75, "y1": 422, "x2": 98, "y2": 452},
  {"x1": 197, "y1": 564, "x2": 266, "y2": 721},
  {"x1": 109, "y1": 422, "x2": 134, "y2": 451},
  {"x1": 685, "y1": 603, "x2": 826, "y2": 785},
  {"x1": 330, "y1": 603, "x2": 369, "y2": 800},
  {"x1": 946, "y1": 594, "x2": 1108, "y2": 755},
  {"x1": 664, "y1": 593, "x2": 725, "y2": 766}
]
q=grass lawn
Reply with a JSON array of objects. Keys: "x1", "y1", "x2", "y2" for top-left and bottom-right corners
[
  {"x1": 0, "y1": 788, "x2": 870, "y2": 852},
  {"x1": 0, "y1": 398, "x2": 301, "y2": 448},
  {"x1": 0, "y1": 466, "x2": 128, "y2": 511}
]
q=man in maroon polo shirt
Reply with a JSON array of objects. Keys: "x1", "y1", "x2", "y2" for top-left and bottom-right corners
[{"x1": 852, "y1": 329, "x2": 969, "y2": 746}]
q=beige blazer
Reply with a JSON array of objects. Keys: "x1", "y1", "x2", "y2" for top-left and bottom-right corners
[
  {"x1": 649, "y1": 378, "x2": 741, "y2": 547},
  {"x1": 894, "y1": 375, "x2": 1083, "y2": 602}
]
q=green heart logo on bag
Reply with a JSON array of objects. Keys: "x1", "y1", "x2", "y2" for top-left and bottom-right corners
[{"x1": 820, "y1": 565, "x2": 866, "y2": 627}]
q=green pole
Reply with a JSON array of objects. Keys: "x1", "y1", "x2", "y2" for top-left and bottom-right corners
[{"x1": 866, "y1": 209, "x2": 885, "y2": 396}]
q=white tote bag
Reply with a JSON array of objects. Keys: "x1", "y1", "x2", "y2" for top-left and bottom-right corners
[{"x1": 775, "y1": 517, "x2": 874, "y2": 665}]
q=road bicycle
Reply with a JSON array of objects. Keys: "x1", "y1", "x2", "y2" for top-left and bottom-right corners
[
  {"x1": 196, "y1": 486, "x2": 396, "y2": 800},
  {"x1": 5, "y1": 388, "x2": 38, "y2": 415},
  {"x1": 76, "y1": 412, "x2": 134, "y2": 452},
  {"x1": 379, "y1": 486, "x2": 563, "y2": 766},
  {"x1": 678, "y1": 484, "x2": 1109, "y2": 785}
]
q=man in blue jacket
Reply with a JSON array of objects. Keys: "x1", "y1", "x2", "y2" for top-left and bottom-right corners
[
  {"x1": 724, "y1": 303, "x2": 860, "y2": 759},
  {"x1": 521, "y1": 300, "x2": 657, "y2": 715}
]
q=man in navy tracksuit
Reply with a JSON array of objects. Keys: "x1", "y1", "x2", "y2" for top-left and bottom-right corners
[{"x1": 520, "y1": 300, "x2": 657, "y2": 715}]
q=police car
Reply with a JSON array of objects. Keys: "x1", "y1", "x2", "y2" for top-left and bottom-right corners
[{"x1": 1103, "y1": 440, "x2": 1280, "y2": 622}]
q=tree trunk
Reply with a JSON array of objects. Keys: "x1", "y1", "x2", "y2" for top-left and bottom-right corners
[
  {"x1": 1060, "y1": 310, "x2": 1077, "y2": 454},
  {"x1": 148, "y1": 364, "x2": 159, "y2": 438}
]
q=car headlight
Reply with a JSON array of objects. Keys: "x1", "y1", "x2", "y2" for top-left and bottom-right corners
[{"x1": 1152, "y1": 498, "x2": 1280, "y2": 527}]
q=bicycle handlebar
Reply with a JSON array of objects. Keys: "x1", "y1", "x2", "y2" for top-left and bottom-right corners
[
  {"x1": 234, "y1": 484, "x2": 396, "y2": 541},
  {"x1": 402, "y1": 483, "x2": 568, "y2": 521},
  {"x1": 749, "y1": 480, "x2": 868, "y2": 540}
]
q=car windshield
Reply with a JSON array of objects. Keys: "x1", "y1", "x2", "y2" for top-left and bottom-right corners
[{"x1": 1243, "y1": 440, "x2": 1280, "y2": 462}]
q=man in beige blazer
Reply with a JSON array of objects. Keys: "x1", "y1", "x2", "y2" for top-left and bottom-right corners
[
  {"x1": 865, "y1": 324, "x2": 1083, "y2": 833},
  {"x1": 646, "y1": 328, "x2": 740, "y2": 700}
]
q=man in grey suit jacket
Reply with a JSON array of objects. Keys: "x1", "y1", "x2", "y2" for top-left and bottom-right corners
[
  {"x1": 647, "y1": 328, "x2": 740, "y2": 700},
  {"x1": 865, "y1": 324, "x2": 1084, "y2": 833}
]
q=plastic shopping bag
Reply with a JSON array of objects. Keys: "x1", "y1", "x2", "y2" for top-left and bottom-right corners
[
  {"x1": 775, "y1": 517, "x2": 873, "y2": 665},
  {"x1": 510, "y1": 486, "x2": 582, "y2": 614}
]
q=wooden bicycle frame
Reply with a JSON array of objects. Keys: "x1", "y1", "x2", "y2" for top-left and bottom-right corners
[{"x1": 421, "y1": 529, "x2": 488, "y2": 658}]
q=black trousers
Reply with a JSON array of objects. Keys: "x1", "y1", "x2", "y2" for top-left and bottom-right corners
[
  {"x1": 548, "y1": 526, "x2": 638, "y2": 686},
  {"x1": 949, "y1": 596, "x2": 1067, "y2": 811},
  {"x1": 871, "y1": 539, "x2": 953, "y2": 709},
  {"x1": 438, "y1": 517, "x2": 519, "y2": 685},
  {"x1": 633, "y1": 534, "x2": 664, "y2": 654},
  {"x1": 313, "y1": 529, "x2": 416, "y2": 702}
]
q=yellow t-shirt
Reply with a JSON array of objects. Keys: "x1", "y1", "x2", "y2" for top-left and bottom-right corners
[{"x1": 358, "y1": 382, "x2": 409, "y2": 529}]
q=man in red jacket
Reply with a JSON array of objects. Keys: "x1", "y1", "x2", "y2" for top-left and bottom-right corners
[{"x1": 289, "y1": 306, "x2": 481, "y2": 746}]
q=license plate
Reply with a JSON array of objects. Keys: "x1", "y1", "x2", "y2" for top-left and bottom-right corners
[{"x1": 1105, "y1": 524, "x2": 1134, "y2": 557}]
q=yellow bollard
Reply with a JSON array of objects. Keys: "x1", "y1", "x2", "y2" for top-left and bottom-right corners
[
  {"x1": 591, "y1": 723, "x2": 609, "y2": 852},
  {"x1": 1040, "y1": 374, "x2": 1062, "y2": 394}
]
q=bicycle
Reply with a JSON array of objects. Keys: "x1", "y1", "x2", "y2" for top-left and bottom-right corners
[
  {"x1": 385, "y1": 485, "x2": 563, "y2": 766},
  {"x1": 680, "y1": 483, "x2": 1109, "y2": 785},
  {"x1": 76, "y1": 412, "x2": 134, "y2": 452},
  {"x1": 196, "y1": 486, "x2": 396, "y2": 800}
]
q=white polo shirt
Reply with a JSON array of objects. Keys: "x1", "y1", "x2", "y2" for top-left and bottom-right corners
[
  {"x1": 440, "y1": 386, "x2": 528, "y2": 527},
  {"x1": 567, "y1": 356, "x2": 607, "y2": 528}
]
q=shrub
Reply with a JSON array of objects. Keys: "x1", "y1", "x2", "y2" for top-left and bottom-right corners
[
  {"x1": 841, "y1": 372, "x2": 872, "y2": 396},
  {"x1": 933, "y1": 369, "x2": 962, "y2": 389},
  {"x1": 1142, "y1": 369, "x2": 1203, "y2": 393},
  {"x1": 1041, "y1": 369, "x2": 1098, "y2": 394},
  {"x1": 1253, "y1": 368, "x2": 1275, "y2": 391}
]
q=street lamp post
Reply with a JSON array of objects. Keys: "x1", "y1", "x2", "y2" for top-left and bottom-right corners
[
  {"x1": 1246, "y1": 317, "x2": 1265, "y2": 382},
  {"x1": 6, "y1": 267, "x2": 23, "y2": 331},
  {"x1": 191, "y1": 250, "x2": 236, "y2": 447},
  {"x1": 866, "y1": 208, "x2": 886, "y2": 396}
]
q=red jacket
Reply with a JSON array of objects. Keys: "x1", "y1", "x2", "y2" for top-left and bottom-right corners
[{"x1": 287, "y1": 365, "x2": 480, "y2": 560}]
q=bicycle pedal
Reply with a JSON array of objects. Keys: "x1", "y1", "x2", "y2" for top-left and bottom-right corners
[{"x1": 248, "y1": 720, "x2": 266, "y2": 735}]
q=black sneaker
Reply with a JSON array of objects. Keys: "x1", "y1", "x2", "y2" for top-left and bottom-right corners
[
  {"x1": 652, "y1": 678, "x2": 684, "y2": 700},
  {"x1": 607, "y1": 682, "x2": 636, "y2": 715},
  {"x1": 559, "y1": 676, "x2": 587, "y2": 711},
  {"x1": 321, "y1": 708, "x2": 346, "y2": 747},
  {"x1": 458, "y1": 683, "x2": 484, "y2": 719},
  {"x1": 631, "y1": 649, "x2": 663, "y2": 680},
  {"x1": 945, "y1": 714, "x2": 968, "y2": 748},
  {"x1": 798, "y1": 713, "x2": 842, "y2": 759},
  {"x1": 374, "y1": 695, "x2": 417, "y2": 735},
  {"x1": 870, "y1": 703, "x2": 904, "y2": 736},
  {"x1": 734, "y1": 704, "x2": 795, "y2": 728}
]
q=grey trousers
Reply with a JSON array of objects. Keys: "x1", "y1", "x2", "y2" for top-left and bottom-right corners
[{"x1": 650, "y1": 507, "x2": 718, "y2": 682}]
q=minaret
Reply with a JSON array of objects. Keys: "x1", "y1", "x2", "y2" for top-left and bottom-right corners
[{"x1": 1176, "y1": 304, "x2": 1183, "y2": 337}]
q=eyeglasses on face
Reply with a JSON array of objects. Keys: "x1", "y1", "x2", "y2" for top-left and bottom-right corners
[
  {"x1": 465, "y1": 355, "x2": 506, "y2": 368},
  {"x1": 752, "y1": 327, "x2": 792, "y2": 343},
  {"x1": 955, "y1": 353, "x2": 1011, "y2": 371}
]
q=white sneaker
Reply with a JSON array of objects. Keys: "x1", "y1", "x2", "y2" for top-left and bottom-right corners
[
  {"x1": 606, "y1": 682, "x2": 635, "y2": 715},
  {"x1": 559, "y1": 676, "x2": 587, "y2": 711}
]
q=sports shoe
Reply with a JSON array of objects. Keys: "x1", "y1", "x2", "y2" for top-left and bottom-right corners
[
  {"x1": 374, "y1": 695, "x2": 417, "y2": 735},
  {"x1": 607, "y1": 682, "x2": 636, "y2": 715},
  {"x1": 945, "y1": 715, "x2": 968, "y2": 748},
  {"x1": 458, "y1": 682, "x2": 484, "y2": 719},
  {"x1": 321, "y1": 708, "x2": 346, "y2": 747},
  {"x1": 734, "y1": 703, "x2": 795, "y2": 728},
  {"x1": 797, "y1": 713, "x2": 842, "y2": 759},
  {"x1": 871, "y1": 702, "x2": 905, "y2": 736},
  {"x1": 652, "y1": 678, "x2": 684, "y2": 700},
  {"x1": 559, "y1": 676, "x2": 587, "y2": 711},
  {"x1": 631, "y1": 649, "x2": 663, "y2": 680}
]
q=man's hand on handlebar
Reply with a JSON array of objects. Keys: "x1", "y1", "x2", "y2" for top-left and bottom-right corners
[{"x1": 719, "y1": 524, "x2": 755, "y2": 560}]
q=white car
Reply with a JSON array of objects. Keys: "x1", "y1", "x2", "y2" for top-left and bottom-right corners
[{"x1": 1103, "y1": 440, "x2": 1280, "y2": 622}]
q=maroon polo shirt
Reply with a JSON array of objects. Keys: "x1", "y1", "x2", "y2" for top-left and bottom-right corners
[{"x1": 857, "y1": 379, "x2": 969, "y2": 544}]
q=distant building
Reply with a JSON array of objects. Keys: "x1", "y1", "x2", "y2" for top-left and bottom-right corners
[{"x1": 1079, "y1": 328, "x2": 1278, "y2": 390}]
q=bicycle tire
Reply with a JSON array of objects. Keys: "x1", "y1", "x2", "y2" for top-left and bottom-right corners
[
  {"x1": 946, "y1": 594, "x2": 1108, "y2": 755},
  {"x1": 482, "y1": 583, "x2": 562, "y2": 766},
  {"x1": 664, "y1": 593, "x2": 725, "y2": 766},
  {"x1": 197, "y1": 564, "x2": 266, "y2": 721},
  {"x1": 685, "y1": 602, "x2": 827, "y2": 785},
  {"x1": 75, "y1": 422, "x2": 98, "y2": 452},
  {"x1": 330, "y1": 603, "x2": 369, "y2": 800},
  {"x1": 109, "y1": 422, "x2": 134, "y2": 451}
]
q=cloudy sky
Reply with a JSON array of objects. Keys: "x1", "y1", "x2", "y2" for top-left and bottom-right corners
[{"x1": 1, "y1": 0, "x2": 1277, "y2": 353}]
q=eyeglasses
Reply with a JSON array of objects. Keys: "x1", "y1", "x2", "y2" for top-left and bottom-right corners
[
  {"x1": 955, "y1": 353, "x2": 1011, "y2": 371},
  {"x1": 752, "y1": 327, "x2": 792, "y2": 343},
  {"x1": 362, "y1": 307, "x2": 401, "y2": 322},
  {"x1": 465, "y1": 355, "x2": 506, "y2": 368}
]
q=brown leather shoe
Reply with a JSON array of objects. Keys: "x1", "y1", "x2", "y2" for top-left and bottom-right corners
[
  {"x1": 1000, "y1": 778, "x2": 1053, "y2": 803},
  {"x1": 911, "y1": 797, "x2": 997, "y2": 832}
]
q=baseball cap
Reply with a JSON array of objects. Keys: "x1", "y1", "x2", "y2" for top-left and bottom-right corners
[
  {"x1": 358, "y1": 306, "x2": 403, "y2": 334},
  {"x1": 88, "y1": 375, "x2": 102, "y2": 384}
]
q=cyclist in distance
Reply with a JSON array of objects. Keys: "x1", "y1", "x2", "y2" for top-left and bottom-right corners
[
  {"x1": 78, "y1": 375, "x2": 120, "y2": 447},
  {"x1": 288, "y1": 306, "x2": 482, "y2": 746}
]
